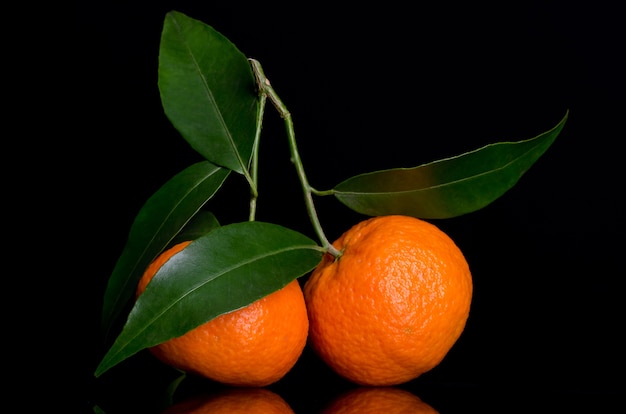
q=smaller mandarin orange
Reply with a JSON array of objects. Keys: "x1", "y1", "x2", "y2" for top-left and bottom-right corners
[
  {"x1": 304, "y1": 215, "x2": 472, "y2": 386},
  {"x1": 322, "y1": 387, "x2": 438, "y2": 414},
  {"x1": 162, "y1": 388, "x2": 295, "y2": 414},
  {"x1": 137, "y1": 241, "x2": 309, "y2": 387}
]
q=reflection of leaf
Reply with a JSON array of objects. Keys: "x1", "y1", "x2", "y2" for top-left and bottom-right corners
[
  {"x1": 158, "y1": 11, "x2": 258, "y2": 174},
  {"x1": 101, "y1": 161, "x2": 229, "y2": 341},
  {"x1": 95, "y1": 222, "x2": 323, "y2": 377},
  {"x1": 163, "y1": 372, "x2": 187, "y2": 408},
  {"x1": 333, "y1": 111, "x2": 568, "y2": 219}
]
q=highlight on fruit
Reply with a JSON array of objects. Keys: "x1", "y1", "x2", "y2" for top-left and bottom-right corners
[{"x1": 94, "y1": 9, "x2": 567, "y2": 389}]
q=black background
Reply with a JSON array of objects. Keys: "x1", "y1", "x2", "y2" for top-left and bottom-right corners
[{"x1": 77, "y1": 1, "x2": 624, "y2": 412}]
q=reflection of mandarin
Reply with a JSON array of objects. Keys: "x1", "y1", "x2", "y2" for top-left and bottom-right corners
[
  {"x1": 162, "y1": 388, "x2": 295, "y2": 414},
  {"x1": 304, "y1": 215, "x2": 472, "y2": 386},
  {"x1": 322, "y1": 387, "x2": 438, "y2": 413},
  {"x1": 137, "y1": 241, "x2": 309, "y2": 387}
]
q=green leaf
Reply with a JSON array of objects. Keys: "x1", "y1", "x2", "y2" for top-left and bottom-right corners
[
  {"x1": 158, "y1": 10, "x2": 258, "y2": 174},
  {"x1": 170, "y1": 210, "x2": 220, "y2": 246},
  {"x1": 333, "y1": 111, "x2": 568, "y2": 219},
  {"x1": 95, "y1": 221, "x2": 323, "y2": 377},
  {"x1": 101, "y1": 161, "x2": 229, "y2": 341}
]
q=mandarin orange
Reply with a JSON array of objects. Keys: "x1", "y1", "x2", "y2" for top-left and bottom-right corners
[
  {"x1": 137, "y1": 241, "x2": 309, "y2": 387},
  {"x1": 304, "y1": 215, "x2": 472, "y2": 386}
]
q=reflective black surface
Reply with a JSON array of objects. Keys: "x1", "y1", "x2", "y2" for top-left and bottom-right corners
[
  {"x1": 77, "y1": 1, "x2": 624, "y2": 412},
  {"x1": 86, "y1": 343, "x2": 622, "y2": 413}
]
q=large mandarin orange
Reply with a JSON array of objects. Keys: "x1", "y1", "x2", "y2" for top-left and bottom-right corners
[
  {"x1": 137, "y1": 241, "x2": 309, "y2": 387},
  {"x1": 322, "y1": 387, "x2": 439, "y2": 414},
  {"x1": 303, "y1": 215, "x2": 472, "y2": 386}
]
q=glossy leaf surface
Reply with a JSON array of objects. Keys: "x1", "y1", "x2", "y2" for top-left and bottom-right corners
[
  {"x1": 171, "y1": 210, "x2": 220, "y2": 246},
  {"x1": 158, "y1": 11, "x2": 258, "y2": 174},
  {"x1": 101, "y1": 161, "x2": 229, "y2": 340},
  {"x1": 333, "y1": 111, "x2": 568, "y2": 219},
  {"x1": 95, "y1": 222, "x2": 323, "y2": 376}
]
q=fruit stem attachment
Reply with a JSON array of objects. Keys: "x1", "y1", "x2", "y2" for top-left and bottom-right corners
[{"x1": 250, "y1": 59, "x2": 342, "y2": 258}]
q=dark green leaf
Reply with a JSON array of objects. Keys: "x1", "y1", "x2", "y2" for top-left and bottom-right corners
[
  {"x1": 170, "y1": 210, "x2": 220, "y2": 246},
  {"x1": 95, "y1": 221, "x2": 323, "y2": 377},
  {"x1": 333, "y1": 111, "x2": 568, "y2": 219},
  {"x1": 158, "y1": 11, "x2": 258, "y2": 174},
  {"x1": 101, "y1": 161, "x2": 229, "y2": 341}
]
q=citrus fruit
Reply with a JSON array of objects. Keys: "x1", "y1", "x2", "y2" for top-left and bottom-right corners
[
  {"x1": 322, "y1": 387, "x2": 438, "y2": 414},
  {"x1": 162, "y1": 388, "x2": 295, "y2": 414},
  {"x1": 137, "y1": 241, "x2": 309, "y2": 387},
  {"x1": 303, "y1": 215, "x2": 472, "y2": 386}
]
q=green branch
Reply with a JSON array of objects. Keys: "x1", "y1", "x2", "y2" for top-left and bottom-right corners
[
  {"x1": 248, "y1": 92, "x2": 266, "y2": 221},
  {"x1": 250, "y1": 59, "x2": 342, "y2": 258}
]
